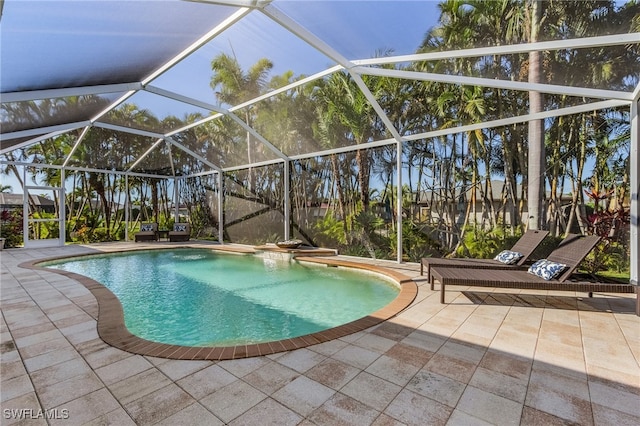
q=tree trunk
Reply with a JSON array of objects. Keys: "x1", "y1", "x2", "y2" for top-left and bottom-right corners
[
  {"x1": 527, "y1": 0, "x2": 545, "y2": 231},
  {"x1": 330, "y1": 154, "x2": 348, "y2": 242}
]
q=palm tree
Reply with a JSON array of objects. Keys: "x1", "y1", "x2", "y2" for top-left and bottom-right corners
[
  {"x1": 210, "y1": 54, "x2": 274, "y2": 191},
  {"x1": 527, "y1": 0, "x2": 545, "y2": 231},
  {"x1": 0, "y1": 184, "x2": 12, "y2": 193}
]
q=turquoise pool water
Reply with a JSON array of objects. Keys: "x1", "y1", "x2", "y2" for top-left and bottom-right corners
[{"x1": 44, "y1": 249, "x2": 399, "y2": 346}]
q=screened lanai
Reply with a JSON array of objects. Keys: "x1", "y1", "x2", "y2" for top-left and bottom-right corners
[{"x1": 1, "y1": 1, "x2": 639, "y2": 288}]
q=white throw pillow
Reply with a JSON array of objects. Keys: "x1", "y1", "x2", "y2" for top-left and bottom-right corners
[
  {"x1": 494, "y1": 250, "x2": 524, "y2": 264},
  {"x1": 527, "y1": 259, "x2": 567, "y2": 280}
]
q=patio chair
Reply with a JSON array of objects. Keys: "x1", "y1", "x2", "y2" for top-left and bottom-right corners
[
  {"x1": 134, "y1": 222, "x2": 158, "y2": 242},
  {"x1": 421, "y1": 229, "x2": 550, "y2": 289},
  {"x1": 430, "y1": 234, "x2": 637, "y2": 309},
  {"x1": 169, "y1": 223, "x2": 191, "y2": 242}
]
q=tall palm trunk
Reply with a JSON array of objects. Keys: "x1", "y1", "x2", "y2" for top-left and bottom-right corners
[
  {"x1": 330, "y1": 154, "x2": 348, "y2": 241},
  {"x1": 527, "y1": 0, "x2": 545, "y2": 230},
  {"x1": 355, "y1": 149, "x2": 370, "y2": 211}
]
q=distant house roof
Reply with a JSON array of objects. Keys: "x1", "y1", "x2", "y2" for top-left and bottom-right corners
[{"x1": 0, "y1": 193, "x2": 55, "y2": 207}]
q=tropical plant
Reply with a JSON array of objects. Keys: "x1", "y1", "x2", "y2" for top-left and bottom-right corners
[{"x1": 1, "y1": 210, "x2": 23, "y2": 248}]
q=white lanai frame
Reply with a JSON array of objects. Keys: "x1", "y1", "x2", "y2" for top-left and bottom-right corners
[
  {"x1": 0, "y1": 0, "x2": 638, "y2": 277},
  {"x1": 631, "y1": 94, "x2": 639, "y2": 295}
]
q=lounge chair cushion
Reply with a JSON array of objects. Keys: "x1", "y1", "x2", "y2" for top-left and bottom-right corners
[
  {"x1": 140, "y1": 224, "x2": 155, "y2": 232},
  {"x1": 494, "y1": 250, "x2": 524, "y2": 264},
  {"x1": 174, "y1": 224, "x2": 187, "y2": 232},
  {"x1": 528, "y1": 259, "x2": 567, "y2": 280}
]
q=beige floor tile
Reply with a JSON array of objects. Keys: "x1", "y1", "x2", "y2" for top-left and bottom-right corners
[
  {"x1": 24, "y1": 347, "x2": 80, "y2": 373},
  {"x1": 422, "y1": 315, "x2": 465, "y2": 337},
  {"x1": 43, "y1": 304, "x2": 87, "y2": 322},
  {"x1": 219, "y1": 356, "x2": 269, "y2": 377},
  {"x1": 123, "y1": 384, "x2": 194, "y2": 425},
  {"x1": 304, "y1": 358, "x2": 360, "y2": 390},
  {"x1": 469, "y1": 366, "x2": 528, "y2": 403},
  {"x1": 365, "y1": 354, "x2": 422, "y2": 386},
  {"x1": 448, "y1": 330, "x2": 494, "y2": 346},
  {"x1": 243, "y1": 361, "x2": 299, "y2": 395},
  {"x1": 520, "y1": 405, "x2": 577, "y2": 425},
  {"x1": 154, "y1": 402, "x2": 224, "y2": 426},
  {"x1": 353, "y1": 332, "x2": 397, "y2": 353},
  {"x1": 272, "y1": 376, "x2": 335, "y2": 416},
  {"x1": 50, "y1": 313, "x2": 95, "y2": 329},
  {"x1": 176, "y1": 364, "x2": 237, "y2": 399},
  {"x1": 0, "y1": 374, "x2": 34, "y2": 403},
  {"x1": 478, "y1": 349, "x2": 532, "y2": 381},
  {"x1": 401, "y1": 330, "x2": 446, "y2": 353},
  {"x1": 487, "y1": 329, "x2": 539, "y2": 359},
  {"x1": 423, "y1": 352, "x2": 477, "y2": 383},
  {"x1": 14, "y1": 329, "x2": 64, "y2": 349},
  {"x1": 80, "y1": 408, "x2": 136, "y2": 426},
  {"x1": 108, "y1": 368, "x2": 172, "y2": 406},
  {"x1": 538, "y1": 320, "x2": 582, "y2": 346},
  {"x1": 0, "y1": 392, "x2": 43, "y2": 425},
  {"x1": 37, "y1": 371, "x2": 104, "y2": 409},
  {"x1": 58, "y1": 322, "x2": 99, "y2": 345},
  {"x1": 368, "y1": 316, "x2": 421, "y2": 342},
  {"x1": 456, "y1": 385, "x2": 522, "y2": 425},
  {"x1": 385, "y1": 341, "x2": 433, "y2": 367},
  {"x1": 337, "y1": 330, "x2": 367, "y2": 343},
  {"x1": 370, "y1": 412, "x2": 408, "y2": 426},
  {"x1": 82, "y1": 345, "x2": 133, "y2": 370},
  {"x1": 588, "y1": 378, "x2": 640, "y2": 417},
  {"x1": 307, "y1": 337, "x2": 349, "y2": 356},
  {"x1": 199, "y1": 380, "x2": 267, "y2": 423},
  {"x1": 1, "y1": 358, "x2": 27, "y2": 382},
  {"x1": 533, "y1": 339, "x2": 587, "y2": 373},
  {"x1": 155, "y1": 359, "x2": 211, "y2": 381},
  {"x1": 331, "y1": 344, "x2": 381, "y2": 370},
  {"x1": 437, "y1": 340, "x2": 485, "y2": 364},
  {"x1": 453, "y1": 317, "x2": 501, "y2": 341},
  {"x1": 586, "y1": 364, "x2": 639, "y2": 388},
  {"x1": 49, "y1": 388, "x2": 119, "y2": 426},
  {"x1": 341, "y1": 371, "x2": 402, "y2": 409},
  {"x1": 307, "y1": 393, "x2": 380, "y2": 425},
  {"x1": 30, "y1": 357, "x2": 91, "y2": 388},
  {"x1": 582, "y1": 334, "x2": 638, "y2": 372},
  {"x1": 275, "y1": 347, "x2": 326, "y2": 373},
  {"x1": 446, "y1": 409, "x2": 494, "y2": 425},
  {"x1": 94, "y1": 355, "x2": 153, "y2": 385},
  {"x1": 384, "y1": 389, "x2": 451, "y2": 426},
  {"x1": 229, "y1": 398, "x2": 302, "y2": 426},
  {"x1": 405, "y1": 370, "x2": 465, "y2": 407},
  {"x1": 525, "y1": 370, "x2": 593, "y2": 424},
  {"x1": 592, "y1": 403, "x2": 640, "y2": 426},
  {"x1": 16, "y1": 335, "x2": 72, "y2": 360}
]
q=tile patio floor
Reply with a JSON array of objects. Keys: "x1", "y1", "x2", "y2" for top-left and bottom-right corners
[{"x1": 1, "y1": 242, "x2": 639, "y2": 425}]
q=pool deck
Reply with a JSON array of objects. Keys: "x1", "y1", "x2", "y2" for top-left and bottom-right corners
[{"x1": 1, "y1": 241, "x2": 639, "y2": 425}]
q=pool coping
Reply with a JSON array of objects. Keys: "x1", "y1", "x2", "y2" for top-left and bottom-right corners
[{"x1": 19, "y1": 245, "x2": 418, "y2": 360}]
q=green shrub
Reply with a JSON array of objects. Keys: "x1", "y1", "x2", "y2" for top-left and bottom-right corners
[
  {"x1": 583, "y1": 240, "x2": 629, "y2": 274},
  {"x1": 455, "y1": 226, "x2": 502, "y2": 259},
  {"x1": 1, "y1": 209, "x2": 23, "y2": 248},
  {"x1": 390, "y1": 221, "x2": 439, "y2": 262}
]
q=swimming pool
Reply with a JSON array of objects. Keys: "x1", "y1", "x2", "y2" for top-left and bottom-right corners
[{"x1": 43, "y1": 249, "x2": 400, "y2": 347}]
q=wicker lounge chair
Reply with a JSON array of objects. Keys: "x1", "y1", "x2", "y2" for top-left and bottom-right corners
[
  {"x1": 168, "y1": 223, "x2": 190, "y2": 242},
  {"x1": 421, "y1": 229, "x2": 550, "y2": 289},
  {"x1": 430, "y1": 234, "x2": 637, "y2": 310},
  {"x1": 134, "y1": 223, "x2": 158, "y2": 242}
]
